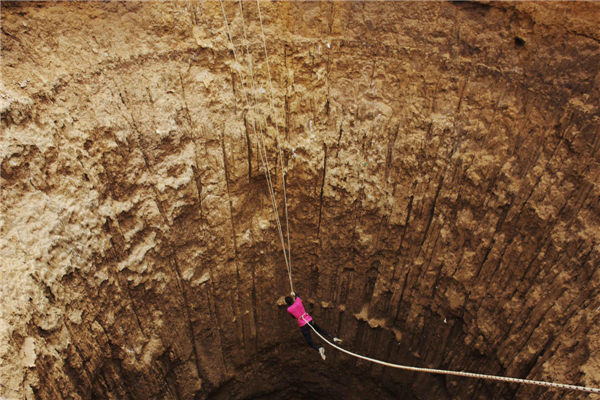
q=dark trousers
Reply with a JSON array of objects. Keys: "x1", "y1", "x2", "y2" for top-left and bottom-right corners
[{"x1": 300, "y1": 320, "x2": 333, "y2": 352}]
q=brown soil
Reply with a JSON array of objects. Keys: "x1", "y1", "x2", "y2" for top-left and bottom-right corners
[{"x1": 1, "y1": 2, "x2": 600, "y2": 400}]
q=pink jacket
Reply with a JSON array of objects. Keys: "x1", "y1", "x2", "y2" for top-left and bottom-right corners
[{"x1": 287, "y1": 296, "x2": 312, "y2": 327}]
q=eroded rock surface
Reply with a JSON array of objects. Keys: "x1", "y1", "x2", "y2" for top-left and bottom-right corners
[{"x1": 1, "y1": 2, "x2": 600, "y2": 399}]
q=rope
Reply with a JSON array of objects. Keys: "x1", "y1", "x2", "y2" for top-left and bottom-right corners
[
  {"x1": 302, "y1": 317, "x2": 600, "y2": 395},
  {"x1": 219, "y1": 0, "x2": 294, "y2": 293},
  {"x1": 237, "y1": 0, "x2": 294, "y2": 293},
  {"x1": 256, "y1": 0, "x2": 293, "y2": 284}
]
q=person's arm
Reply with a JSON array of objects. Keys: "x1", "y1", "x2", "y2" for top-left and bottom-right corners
[{"x1": 286, "y1": 293, "x2": 296, "y2": 317}]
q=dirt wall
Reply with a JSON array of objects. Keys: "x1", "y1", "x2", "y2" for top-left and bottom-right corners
[{"x1": 1, "y1": 2, "x2": 600, "y2": 399}]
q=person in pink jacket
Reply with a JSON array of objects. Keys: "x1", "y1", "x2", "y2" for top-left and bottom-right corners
[{"x1": 285, "y1": 292, "x2": 342, "y2": 360}]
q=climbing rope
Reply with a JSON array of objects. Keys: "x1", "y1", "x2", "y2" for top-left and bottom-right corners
[
  {"x1": 236, "y1": 0, "x2": 281, "y2": 246},
  {"x1": 256, "y1": 0, "x2": 293, "y2": 283},
  {"x1": 219, "y1": 0, "x2": 294, "y2": 293},
  {"x1": 302, "y1": 317, "x2": 600, "y2": 395},
  {"x1": 237, "y1": 0, "x2": 293, "y2": 294}
]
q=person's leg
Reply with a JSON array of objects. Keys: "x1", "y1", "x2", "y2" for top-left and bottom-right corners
[
  {"x1": 309, "y1": 320, "x2": 334, "y2": 340},
  {"x1": 300, "y1": 325, "x2": 320, "y2": 351},
  {"x1": 310, "y1": 321, "x2": 343, "y2": 344}
]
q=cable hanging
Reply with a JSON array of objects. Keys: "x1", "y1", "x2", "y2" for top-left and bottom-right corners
[
  {"x1": 219, "y1": 0, "x2": 293, "y2": 293},
  {"x1": 303, "y1": 317, "x2": 600, "y2": 395},
  {"x1": 256, "y1": 0, "x2": 293, "y2": 285}
]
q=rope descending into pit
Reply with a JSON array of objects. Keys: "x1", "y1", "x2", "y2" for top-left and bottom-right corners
[
  {"x1": 219, "y1": 0, "x2": 293, "y2": 293},
  {"x1": 302, "y1": 317, "x2": 600, "y2": 394},
  {"x1": 256, "y1": 0, "x2": 293, "y2": 284}
]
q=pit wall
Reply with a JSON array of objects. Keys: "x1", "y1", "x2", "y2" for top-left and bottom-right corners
[{"x1": 1, "y1": 2, "x2": 600, "y2": 399}]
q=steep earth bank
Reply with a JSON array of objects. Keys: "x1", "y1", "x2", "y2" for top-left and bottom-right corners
[{"x1": 1, "y1": 2, "x2": 600, "y2": 399}]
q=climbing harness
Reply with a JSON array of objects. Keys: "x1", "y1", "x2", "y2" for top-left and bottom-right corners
[
  {"x1": 302, "y1": 317, "x2": 600, "y2": 394},
  {"x1": 297, "y1": 312, "x2": 309, "y2": 324},
  {"x1": 219, "y1": 2, "x2": 600, "y2": 395}
]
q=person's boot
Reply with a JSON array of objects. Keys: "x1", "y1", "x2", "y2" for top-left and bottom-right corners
[
  {"x1": 333, "y1": 337, "x2": 343, "y2": 345},
  {"x1": 319, "y1": 347, "x2": 326, "y2": 361}
]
